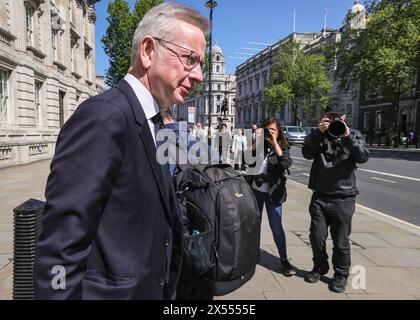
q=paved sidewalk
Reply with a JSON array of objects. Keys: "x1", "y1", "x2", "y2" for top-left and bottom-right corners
[
  {"x1": 218, "y1": 180, "x2": 420, "y2": 300},
  {"x1": 1, "y1": 160, "x2": 420, "y2": 300}
]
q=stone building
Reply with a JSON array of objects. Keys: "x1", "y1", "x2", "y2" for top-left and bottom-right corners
[
  {"x1": 0, "y1": 0, "x2": 96, "y2": 168},
  {"x1": 235, "y1": 32, "x2": 320, "y2": 128},
  {"x1": 175, "y1": 44, "x2": 236, "y2": 137},
  {"x1": 302, "y1": 1, "x2": 366, "y2": 129},
  {"x1": 235, "y1": 0, "x2": 367, "y2": 130}
]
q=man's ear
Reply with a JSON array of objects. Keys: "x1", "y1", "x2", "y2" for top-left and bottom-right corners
[{"x1": 139, "y1": 36, "x2": 157, "y2": 70}]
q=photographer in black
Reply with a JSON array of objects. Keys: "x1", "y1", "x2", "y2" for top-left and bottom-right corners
[{"x1": 302, "y1": 105, "x2": 369, "y2": 293}]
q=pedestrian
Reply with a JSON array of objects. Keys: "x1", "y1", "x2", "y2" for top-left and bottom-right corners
[
  {"x1": 244, "y1": 122, "x2": 258, "y2": 169},
  {"x1": 232, "y1": 128, "x2": 247, "y2": 171},
  {"x1": 195, "y1": 122, "x2": 206, "y2": 142},
  {"x1": 302, "y1": 105, "x2": 369, "y2": 293},
  {"x1": 34, "y1": 2, "x2": 208, "y2": 299},
  {"x1": 216, "y1": 123, "x2": 230, "y2": 164},
  {"x1": 408, "y1": 129, "x2": 415, "y2": 144},
  {"x1": 248, "y1": 117, "x2": 296, "y2": 277}
]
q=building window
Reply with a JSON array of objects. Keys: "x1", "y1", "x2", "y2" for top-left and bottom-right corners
[
  {"x1": 71, "y1": 36, "x2": 77, "y2": 73},
  {"x1": 263, "y1": 72, "x2": 268, "y2": 87},
  {"x1": 82, "y1": 9, "x2": 87, "y2": 36},
  {"x1": 26, "y1": 4, "x2": 34, "y2": 46},
  {"x1": 52, "y1": 27, "x2": 58, "y2": 61},
  {"x1": 35, "y1": 80, "x2": 42, "y2": 125},
  {"x1": 249, "y1": 78, "x2": 253, "y2": 93},
  {"x1": 217, "y1": 105, "x2": 220, "y2": 113},
  {"x1": 216, "y1": 65, "x2": 220, "y2": 73},
  {"x1": 85, "y1": 46, "x2": 91, "y2": 81},
  {"x1": 217, "y1": 84, "x2": 221, "y2": 91},
  {"x1": 255, "y1": 76, "x2": 260, "y2": 90},
  {"x1": 59, "y1": 91, "x2": 65, "y2": 127},
  {"x1": 216, "y1": 55, "x2": 220, "y2": 62},
  {"x1": 364, "y1": 112, "x2": 370, "y2": 130},
  {"x1": 375, "y1": 111, "x2": 383, "y2": 129},
  {"x1": 238, "y1": 83, "x2": 242, "y2": 96},
  {"x1": 0, "y1": 69, "x2": 9, "y2": 123},
  {"x1": 217, "y1": 95, "x2": 221, "y2": 101}
]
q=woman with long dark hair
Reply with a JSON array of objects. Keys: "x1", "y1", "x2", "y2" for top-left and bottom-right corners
[{"x1": 250, "y1": 117, "x2": 295, "y2": 276}]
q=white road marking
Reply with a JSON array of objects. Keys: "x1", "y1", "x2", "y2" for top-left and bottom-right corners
[
  {"x1": 288, "y1": 179, "x2": 420, "y2": 231},
  {"x1": 358, "y1": 169, "x2": 420, "y2": 183},
  {"x1": 370, "y1": 177, "x2": 395, "y2": 184},
  {"x1": 356, "y1": 204, "x2": 420, "y2": 231},
  {"x1": 293, "y1": 160, "x2": 303, "y2": 164},
  {"x1": 291, "y1": 156, "x2": 420, "y2": 183}
]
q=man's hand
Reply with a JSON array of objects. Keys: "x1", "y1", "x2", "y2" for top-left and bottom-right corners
[
  {"x1": 343, "y1": 122, "x2": 350, "y2": 137},
  {"x1": 319, "y1": 118, "x2": 330, "y2": 133}
]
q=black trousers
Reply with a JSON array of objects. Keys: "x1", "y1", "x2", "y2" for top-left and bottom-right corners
[{"x1": 308, "y1": 192, "x2": 356, "y2": 277}]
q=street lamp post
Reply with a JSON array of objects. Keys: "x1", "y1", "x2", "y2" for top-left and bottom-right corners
[{"x1": 205, "y1": 0, "x2": 217, "y2": 146}]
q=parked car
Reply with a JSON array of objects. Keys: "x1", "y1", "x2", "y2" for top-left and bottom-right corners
[
  {"x1": 283, "y1": 126, "x2": 306, "y2": 145},
  {"x1": 302, "y1": 127, "x2": 317, "y2": 135}
]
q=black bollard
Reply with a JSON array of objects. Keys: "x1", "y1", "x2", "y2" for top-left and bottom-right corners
[{"x1": 13, "y1": 198, "x2": 45, "y2": 300}]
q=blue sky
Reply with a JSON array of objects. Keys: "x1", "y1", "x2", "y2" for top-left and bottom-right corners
[{"x1": 95, "y1": 0, "x2": 361, "y2": 76}]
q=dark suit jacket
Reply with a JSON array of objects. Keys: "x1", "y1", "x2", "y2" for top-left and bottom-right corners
[{"x1": 34, "y1": 80, "x2": 183, "y2": 300}]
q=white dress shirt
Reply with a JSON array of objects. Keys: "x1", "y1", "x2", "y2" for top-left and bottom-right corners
[{"x1": 124, "y1": 73, "x2": 160, "y2": 145}]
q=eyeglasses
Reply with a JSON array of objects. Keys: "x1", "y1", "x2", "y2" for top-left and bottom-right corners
[{"x1": 154, "y1": 37, "x2": 203, "y2": 71}]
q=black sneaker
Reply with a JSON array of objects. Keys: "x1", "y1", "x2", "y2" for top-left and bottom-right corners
[
  {"x1": 304, "y1": 266, "x2": 329, "y2": 283},
  {"x1": 280, "y1": 259, "x2": 296, "y2": 277},
  {"x1": 328, "y1": 274, "x2": 348, "y2": 293}
]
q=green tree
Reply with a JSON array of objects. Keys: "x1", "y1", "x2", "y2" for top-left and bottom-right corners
[
  {"x1": 265, "y1": 41, "x2": 332, "y2": 124},
  {"x1": 102, "y1": 0, "x2": 163, "y2": 87},
  {"x1": 102, "y1": 0, "x2": 134, "y2": 87},
  {"x1": 132, "y1": 0, "x2": 163, "y2": 27},
  {"x1": 334, "y1": 0, "x2": 420, "y2": 133}
]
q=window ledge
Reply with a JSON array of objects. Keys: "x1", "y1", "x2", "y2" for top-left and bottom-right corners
[
  {"x1": 26, "y1": 46, "x2": 47, "y2": 60},
  {"x1": 72, "y1": 71, "x2": 82, "y2": 80},
  {"x1": 53, "y1": 60, "x2": 67, "y2": 71},
  {"x1": 0, "y1": 27, "x2": 17, "y2": 45}
]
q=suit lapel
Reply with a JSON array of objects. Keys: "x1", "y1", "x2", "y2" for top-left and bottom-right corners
[{"x1": 115, "y1": 80, "x2": 172, "y2": 224}]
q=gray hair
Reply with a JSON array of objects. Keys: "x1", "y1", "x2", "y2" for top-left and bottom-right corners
[{"x1": 131, "y1": 2, "x2": 209, "y2": 65}]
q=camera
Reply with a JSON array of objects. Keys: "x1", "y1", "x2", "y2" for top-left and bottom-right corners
[
  {"x1": 328, "y1": 118, "x2": 346, "y2": 138},
  {"x1": 263, "y1": 128, "x2": 271, "y2": 138},
  {"x1": 254, "y1": 174, "x2": 267, "y2": 187}
]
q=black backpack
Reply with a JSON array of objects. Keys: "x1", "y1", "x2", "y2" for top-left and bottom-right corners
[{"x1": 175, "y1": 163, "x2": 261, "y2": 296}]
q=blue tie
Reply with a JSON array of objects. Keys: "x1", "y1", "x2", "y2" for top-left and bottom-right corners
[{"x1": 151, "y1": 113, "x2": 173, "y2": 192}]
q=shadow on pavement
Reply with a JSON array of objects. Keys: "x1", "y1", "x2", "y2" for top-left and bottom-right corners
[{"x1": 258, "y1": 248, "x2": 309, "y2": 280}]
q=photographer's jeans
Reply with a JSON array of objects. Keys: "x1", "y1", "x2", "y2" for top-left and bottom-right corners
[
  {"x1": 253, "y1": 189, "x2": 288, "y2": 261},
  {"x1": 309, "y1": 193, "x2": 356, "y2": 277}
]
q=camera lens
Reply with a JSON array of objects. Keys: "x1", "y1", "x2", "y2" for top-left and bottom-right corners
[
  {"x1": 328, "y1": 120, "x2": 346, "y2": 138},
  {"x1": 264, "y1": 128, "x2": 270, "y2": 138}
]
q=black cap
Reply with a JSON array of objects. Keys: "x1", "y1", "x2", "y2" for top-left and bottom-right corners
[{"x1": 324, "y1": 105, "x2": 345, "y2": 116}]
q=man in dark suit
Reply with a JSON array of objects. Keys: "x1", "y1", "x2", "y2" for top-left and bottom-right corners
[{"x1": 34, "y1": 2, "x2": 208, "y2": 299}]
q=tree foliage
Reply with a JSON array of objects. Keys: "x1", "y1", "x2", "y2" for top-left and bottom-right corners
[
  {"x1": 334, "y1": 0, "x2": 420, "y2": 126},
  {"x1": 102, "y1": 0, "x2": 163, "y2": 87},
  {"x1": 265, "y1": 41, "x2": 332, "y2": 123}
]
